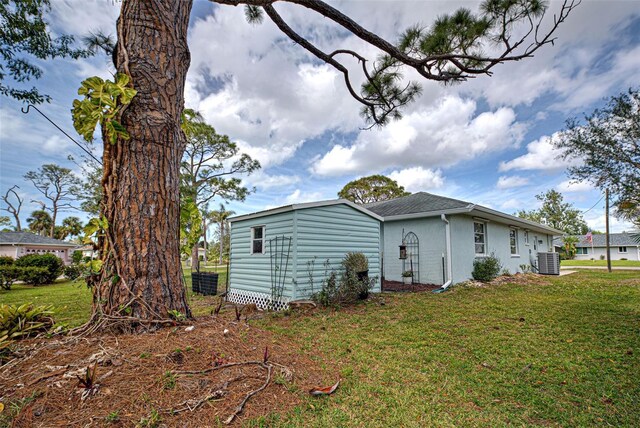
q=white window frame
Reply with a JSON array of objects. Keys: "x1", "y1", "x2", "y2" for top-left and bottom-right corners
[
  {"x1": 524, "y1": 230, "x2": 529, "y2": 245},
  {"x1": 618, "y1": 246, "x2": 628, "y2": 254},
  {"x1": 250, "y1": 225, "x2": 266, "y2": 255},
  {"x1": 509, "y1": 228, "x2": 519, "y2": 256},
  {"x1": 474, "y1": 221, "x2": 487, "y2": 256},
  {"x1": 533, "y1": 235, "x2": 538, "y2": 251}
]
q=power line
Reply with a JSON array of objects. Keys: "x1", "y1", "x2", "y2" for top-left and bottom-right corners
[
  {"x1": 21, "y1": 104, "x2": 103, "y2": 166},
  {"x1": 582, "y1": 193, "x2": 605, "y2": 215}
]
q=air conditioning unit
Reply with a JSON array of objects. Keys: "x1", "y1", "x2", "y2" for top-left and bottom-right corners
[{"x1": 538, "y1": 252, "x2": 560, "y2": 275}]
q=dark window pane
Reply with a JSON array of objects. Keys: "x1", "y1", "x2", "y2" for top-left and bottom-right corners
[{"x1": 253, "y1": 240, "x2": 262, "y2": 254}]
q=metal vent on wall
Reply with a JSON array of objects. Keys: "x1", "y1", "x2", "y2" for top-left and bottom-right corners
[{"x1": 537, "y1": 252, "x2": 560, "y2": 275}]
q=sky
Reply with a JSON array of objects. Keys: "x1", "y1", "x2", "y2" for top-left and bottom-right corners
[{"x1": 1, "y1": 0, "x2": 639, "y2": 235}]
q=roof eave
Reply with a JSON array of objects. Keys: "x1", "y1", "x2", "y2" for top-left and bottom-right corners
[
  {"x1": 380, "y1": 205, "x2": 474, "y2": 221},
  {"x1": 229, "y1": 199, "x2": 383, "y2": 223},
  {"x1": 470, "y1": 206, "x2": 563, "y2": 235}
]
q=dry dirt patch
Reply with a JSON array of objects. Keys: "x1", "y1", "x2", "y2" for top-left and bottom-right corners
[{"x1": 0, "y1": 310, "x2": 329, "y2": 427}]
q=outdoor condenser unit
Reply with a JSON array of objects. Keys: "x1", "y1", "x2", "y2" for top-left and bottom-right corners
[{"x1": 537, "y1": 252, "x2": 560, "y2": 275}]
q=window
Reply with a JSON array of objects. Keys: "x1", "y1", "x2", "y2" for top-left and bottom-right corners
[
  {"x1": 618, "y1": 246, "x2": 628, "y2": 253},
  {"x1": 524, "y1": 231, "x2": 529, "y2": 245},
  {"x1": 576, "y1": 247, "x2": 588, "y2": 255},
  {"x1": 474, "y1": 221, "x2": 486, "y2": 255},
  {"x1": 533, "y1": 235, "x2": 538, "y2": 251},
  {"x1": 251, "y1": 226, "x2": 265, "y2": 254},
  {"x1": 509, "y1": 228, "x2": 519, "y2": 255}
]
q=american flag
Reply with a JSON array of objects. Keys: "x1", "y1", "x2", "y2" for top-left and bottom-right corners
[{"x1": 585, "y1": 231, "x2": 593, "y2": 243}]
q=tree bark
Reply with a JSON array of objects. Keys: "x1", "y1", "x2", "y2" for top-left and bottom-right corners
[{"x1": 94, "y1": 0, "x2": 193, "y2": 323}]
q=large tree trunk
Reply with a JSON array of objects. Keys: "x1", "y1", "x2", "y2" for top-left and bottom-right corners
[{"x1": 93, "y1": 0, "x2": 193, "y2": 324}]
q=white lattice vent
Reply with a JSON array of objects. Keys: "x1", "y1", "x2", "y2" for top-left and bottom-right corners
[{"x1": 227, "y1": 289, "x2": 290, "y2": 311}]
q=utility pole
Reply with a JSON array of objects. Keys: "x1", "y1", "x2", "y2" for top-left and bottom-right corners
[{"x1": 605, "y1": 188, "x2": 611, "y2": 273}]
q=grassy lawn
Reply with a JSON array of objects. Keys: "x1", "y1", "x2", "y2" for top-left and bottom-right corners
[
  {"x1": 561, "y1": 259, "x2": 640, "y2": 267},
  {"x1": 0, "y1": 265, "x2": 228, "y2": 327},
  {"x1": 2, "y1": 270, "x2": 638, "y2": 426},
  {"x1": 254, "y1": 270, "x2": 640, "y2": 427}
]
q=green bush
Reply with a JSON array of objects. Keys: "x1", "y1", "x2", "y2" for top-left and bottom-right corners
[
  {"x1": 342, "y1": 252, "x2": 368, "y2": 273},
  {"x1": 64, "y1": 264, "x2": 83, "y2": 281},
  {"x1": 0, "y1": 265, "x2": 22, "y2": 290},
  {"x1": 18, "y1": 267, "x2": 51, "y2": 286},
  {"x1": 71, "y1": 250, "x2": 84, "y2": 264},
  {"x1": 472, "y1": 253, "x2": 502, "y2": 282},
  {"x1": 15, "y1": 253, "x2": 64, "y2": 284},
  {"x1": 0, "y1": 256, "x2": 15, "y2": 266}
]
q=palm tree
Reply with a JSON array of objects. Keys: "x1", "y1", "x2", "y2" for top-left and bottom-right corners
[
  {"x1": 62, "y1": 216, "x2": 83, "y2": 240},
  {"x1": 27, "y1": 210, "x2": 53, "y2": 236},
  {"x1": 210, "y1": 204, "x2": 235, "y2": 265}
]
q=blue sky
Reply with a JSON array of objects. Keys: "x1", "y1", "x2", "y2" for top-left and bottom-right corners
[{"x1": 1, "y1": 0, "x2": 639, "y2": 234}]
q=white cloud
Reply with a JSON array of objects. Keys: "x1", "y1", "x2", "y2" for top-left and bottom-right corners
[
  {"x1": 496, "y1": 175, "x2": 530, "y2": 189},
  {"x1": 499, "y1": 133, "x2": 580, "y2": 172},
  {"x1": 557, "y1": 179, "x2": 594, "y2": 193},
  {"x1": 499, "y1": 198, "x2": 524, "y2": 211},
  {"x1": 284, "y1": 189, "x2": 325, "y2": 205},
  {"x1": 242, "y1": 172, "x2": 301, "y2": 190},
  {"x1": 312, "y1": 95, "x2": 525, "y2": 176},
  {"x1": 388, "y1": 167, "x2": 444, "y2": 193}
]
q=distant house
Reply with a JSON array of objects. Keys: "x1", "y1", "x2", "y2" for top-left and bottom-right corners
[
  {"x1": 554, "y1": 233, "x2": 640, "y2": 261},
  {"x1": 227, "y1": 192, "x2": 560, "y2": 309},
  {"x1": 0, "y1": 231, "x2": 78, "y2": 264}
]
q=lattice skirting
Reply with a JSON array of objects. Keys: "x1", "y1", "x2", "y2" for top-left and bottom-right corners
[{"x1": 227, "y1": 289, "x2": 290, "y2": 311}]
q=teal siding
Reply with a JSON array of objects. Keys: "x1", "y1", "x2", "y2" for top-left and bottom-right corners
[
  {"x1": 295, "y1": 205, "x2": 381, "y2": 298},
  {"x1": 230, "y1": 204, "x2": 381, "y2": 301},
  {"x1": 229, "y1": 212, "x2": 295, "y2": 299}
]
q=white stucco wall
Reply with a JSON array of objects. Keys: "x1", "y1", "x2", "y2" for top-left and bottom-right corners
[
  {"x1": 573, "y1": 246, "x2": 640, "y2": 261},
  {"x1": 382, "y1": 218, "x2": 447, "y2": 285},
  {"x1": 449, "y1": 215, "x2": 554, "y2": 283}
]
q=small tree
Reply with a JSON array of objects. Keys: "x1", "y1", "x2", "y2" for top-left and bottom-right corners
[
  {"x1": 24, "y1": 164, "x2": 82, "y2": 237},
  {"x1": 338, "y1": 175, "x2": 410, "y2": 204},
  {"x1": 1, "y1": 185, "x2": 23, "y2": 231},
  {"x1": 517, "y1": 190, "x2": 589, "y2": 235},
  {"x1": 209, "y1": 204, "x2": 235, "y2": 265},
  {"x1": 560, "y1": 235, "x2": 579, "y2": 260},
  {"x1": 26, "y1": 210, "x2": 52, "y2": 236},
  {"x1": 554, "y1": 88, "x2": 640, "y2": 228},
  {"x1": 180, "y1": 110, "x2": 259, "y2": 270}
]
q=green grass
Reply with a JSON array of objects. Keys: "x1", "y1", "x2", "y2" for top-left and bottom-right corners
[
  {"x1": 2, "y1": 270, "x2": 638, "y2": 426},
  {"x1": 561, "y1": 259, "x2": 640, "y2": 267},
  {"x1": 0, "y1": 266, "x2": 228, "y2": 327},
  {"x1": 254, "y1": 271, "x2": 640, "y2": 427}
]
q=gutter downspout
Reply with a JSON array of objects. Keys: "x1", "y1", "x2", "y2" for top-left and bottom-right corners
[{"x1": 433, "y1": 214, "x2": 453, "y2": 293}]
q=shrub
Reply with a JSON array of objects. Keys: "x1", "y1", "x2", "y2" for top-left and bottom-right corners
[
  {"x1": 472, "y1": 253, "x2": 502, "y2": 282},
  {"x1": 402, "y1": 270, "x2": 413, "y2": 277},
  {"x1": 600, "y1": 254, "x2": 605, "y2": 260},
  {"x1": 342, "y1": 252, "x2": 368, "y2": 273},
  {"x1": 519, "y1": 264, "x2": 532, "y2": 273},
  {"x1": 71, "y1": 250, "x2": 84, "y2": 264},
  {"x1": 0, "y1": 256, "x2": 14, "y2": 266},
  {"x1": 19, "y1": 267, "x2": 50, "y2": 285},
  {"x1": 0, "y1": 303, "x2": 55, "y2": 363},
  {"x1": 620, "y1": 258, "x2": 628, "y2": 261},
  {"x1": 0, "y1": 265, "x2": 22, "y2": 290},
  {"x1": 64, "y1": 264, "x2": 83, "y2": 281},
  {"x1": 15, "y1": 253, "x2": 64, "y2": 284}
]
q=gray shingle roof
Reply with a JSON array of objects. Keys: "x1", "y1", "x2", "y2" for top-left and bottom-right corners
[
  {"x1": 554, "y1": 233, "x2": 639, "y2": 247},
  {"x1": 0, "y1": 231, "x2": 78, "y2": 247},
  {"x1": 365, "y1": 192, "x2": 472, "y2": 217}
]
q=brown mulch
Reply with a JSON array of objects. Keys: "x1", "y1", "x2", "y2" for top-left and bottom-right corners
[
  {"x1": 0, "y1": 309, "x2": 330, "y2": 427},
  {"x1": 382, "y1": 280, "x2": 440, "y2": 292},
  {"x1": 461, "y1": 273, "x2": 553, "y2": 288}
]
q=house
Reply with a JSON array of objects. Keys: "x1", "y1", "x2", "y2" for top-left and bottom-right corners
[
  {"x1": 228, "y1": 200, "x2": 382, "y2": 309},
  {"x1": 366, "y1": 192, "x2": 560, "y2": 285},
  {"x1": 0, "y1": 231, "x2": 78, "y2": 264},
  {"x1": 554, "y1": 233, "x2": 640, "y2": 261},
  {"x1": 227, "y1": 192, "x2": 560, "y2": 309}
]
